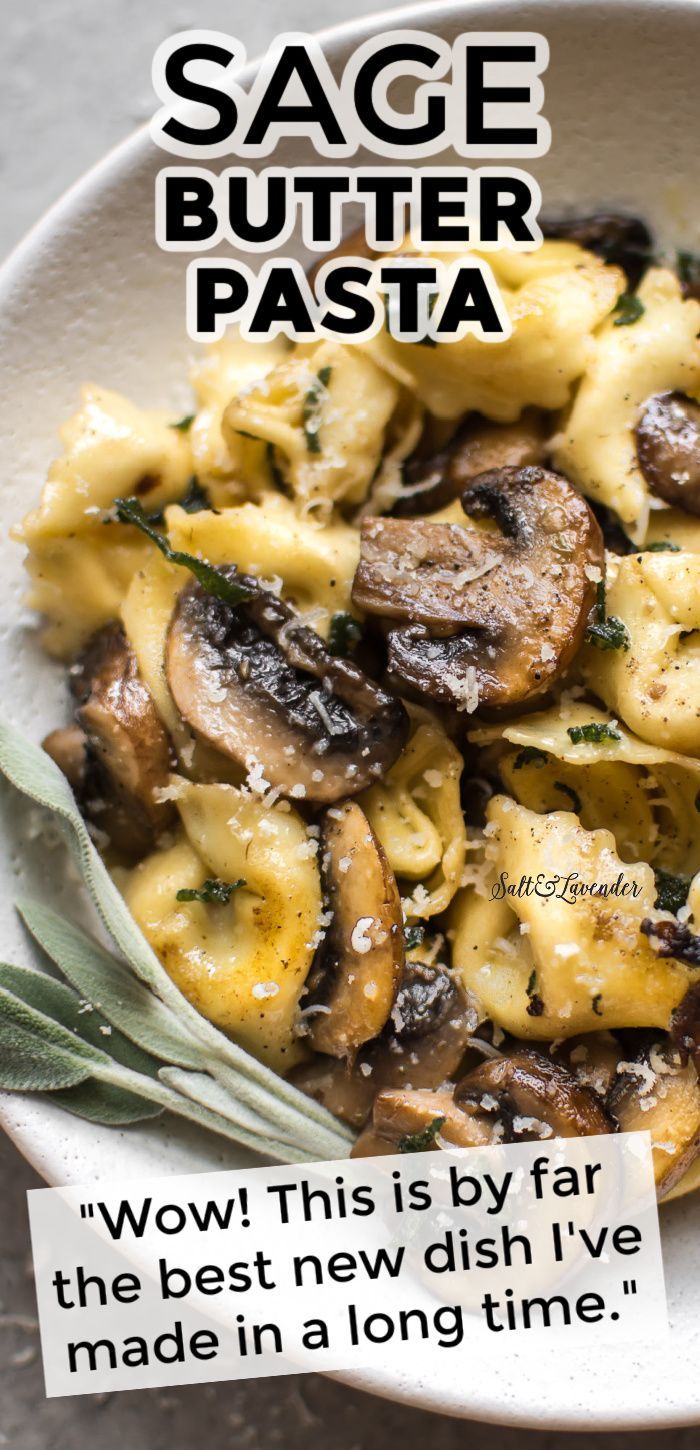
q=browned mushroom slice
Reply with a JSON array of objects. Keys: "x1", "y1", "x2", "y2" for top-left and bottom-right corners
[
  {"x1": 352, "y1": 1087, "x2": 487, "y2": 1156},
  {"x1": 455, "y1": 1049, "x2": 614, "y2": 1141},
  {"x1": 304, "y1": 801, "x2": 403, "y2": 1058},
  {"x1": 641, "y1": 916, "x2": 700, "y2": 967},
  {"x1": 396, "y1": 411, "x2": 546, "y2": 517},
  {"x1": 607, "y1": 1042, "x2": 700, "y2": 1199},
  {"x1": 291, "y1": 960, "x2": 476, "y2": 1125},
  {"x1": 635, "y1": 392, "x2": 700, "y2": 515},
  {"x1": 352, "y1": 515, "x2": 509, "y2": 634},
  {"x1": 541, "y1": 212, "x2": 653, "y2": 287},
  {"x1": 45, "y1": 624, "x2": 175, "y2": 858},
  {"x1": 43, "y1": 725, "x2": 89, "y2": 794},
  {"x1": 166, "y1": 572, "x2": 408, "y2": 803},
  {"x1": 352, "y1": 466, "x2": 603, "y2": 710}
]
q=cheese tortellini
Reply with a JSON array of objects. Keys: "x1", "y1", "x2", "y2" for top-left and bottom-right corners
[
  {"x1": 359, "y1": 709, "x2": 466, "y2": 920},
  {"x1": 580, "y1": 551, "x2": 700, "y2": 756},
  {"x1": 554, "y1": 268, "x2": 700, "y2": 541},
  {"x1": 472, "y1": 701, "x2": 700, "y2": 875},
  {"x1": 18, "y1": 385, "x2": 195, "y2": 655},
  {"x1": 222, "y1": 340, "x2": 399, "y2": 512},
  {"x1": 451, "y1": 796, "x2": 696, "y2": 1039},
  {"x1": 118, "y1": 780, "x2": 322, "y2": 1069},
  {"x1": 362, "y1": 241, "x2": 622, "y2": 421}
]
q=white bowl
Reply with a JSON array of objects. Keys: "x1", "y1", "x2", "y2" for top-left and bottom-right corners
[{"x1": 1, "y1": 0, "x2": 699, "y2": 1427}]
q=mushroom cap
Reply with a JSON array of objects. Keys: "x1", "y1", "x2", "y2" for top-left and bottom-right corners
[
  {"x1": 396, "y1": 411, "x2": 546, "y2": 517},
  {"x1": 166, "y1": 571, "x2": 409, "y2": 804},
  {"x1": 635, "y1": 391, "x2": 700, "y2": 515},
  {"x1": 304, "y1": 800, "x2": 404, "y2": 1058},
  {"x1": 291, "y1": 959, "x2": 477, "y2": 1126},
  {"x1": 353, "y1": 466, "x2": 604, "y2": 710},
  {"x1": 455, "y1": 1048, "x2": 614, "y2": 1140},
  {"x1": 541, "y1": 211, "x2": 653, "y2": 287}
]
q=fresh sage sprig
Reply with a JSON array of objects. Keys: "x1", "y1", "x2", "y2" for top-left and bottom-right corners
[
  {"x1": 0, "y1": 965, "x2": 305, "y2": 1158},
  {"x1": 0, "y1": 721, "x2": 353, "y2": 1161}
]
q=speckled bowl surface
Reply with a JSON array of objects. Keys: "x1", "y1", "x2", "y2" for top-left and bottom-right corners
[{"x1": 1, "y1": 0, "x2": 699, "y2": 1426}]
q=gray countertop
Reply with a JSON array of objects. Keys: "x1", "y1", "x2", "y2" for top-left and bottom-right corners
[{"x1": 2, "y1": 2, "x2": 699, "y2": 1443}]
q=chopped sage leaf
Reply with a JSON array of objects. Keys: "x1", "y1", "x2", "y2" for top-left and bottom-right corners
[
  {"x1": 585, "y1": 615, "x2": 630, "y2": 651},
  {"x1": 526, "y1": 969, "x2": 545, "y2": 1018},
  {"x1": 645, "y1": 540, "x2": 681, "y2": 552},
  {"x1": 327, "y1": 611, "x2": 363, "y2": 657},
  {"x1": 179, "y1": 477, "x2": 212, "y2": 514},
  {"x1": 302, "y1": 366, "x2": 332, "y2": 454},
  {"x1": 654, "y1": 870, "x2": 691, "y2": 917},
  {"x1": 513, "y1": 747, "x2": 548, "y2": 770},
  {"x1": 553, "y1": 781, "x2": 582, "y2": 813},
  {"x1": 567, "y1": 722, "x2": 621, "y2": 745},
  {"x1": 169, "y1": 413, "x2": 195, "y2": 432},
  {"x1": 176, "y1": 878, "x2": 245, "y2": 906},
  {"x1": 404, "y1": 923, "x2": 427, "y2": 952},
  {"x1": 398, "y1": 1116, "x2": 446, "y2": 1153},
  {"x1": 613, "y1": 292, "x2": 645, "y2": 326},
  {"x1": 586, "y1": 576, "x2": 630, "y2": 651},
  {"x1": 114, "y1": 498, "x2": 254, "y2": 607}
]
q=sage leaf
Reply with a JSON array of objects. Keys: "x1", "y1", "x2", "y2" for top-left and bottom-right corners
[
  {"x1": 160, "y1": 1068, "x2": 310, "y2": 1159},
  {"x1": 51, "y1": 1081, "x2": 164, "y2": 1126},
  {"x1": 114, "y1": 498, "x2": 253, "y2": 607},
  {"x1": 18, "y1": 900, "x2": 202, "y2": 1071},
  {"x1": 0, "y1": 958, "x2": 160, "y2": 1079},
  {"x1": 0, "y1": 723, "x2": 352, "y2": 1157}
]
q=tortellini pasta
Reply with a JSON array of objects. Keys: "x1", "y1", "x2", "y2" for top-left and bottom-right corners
[
  {"x1": 19, "y1": 227, "x2": 700, "y2": 1173},
  {"x1": 450, "y1": 796, "x2": 696, "y2": 1039},
  {"x1": 118, "y1": 780, "x2": 322, "y2": 1068},
  {"x1": 362, "y1": 242, "x2": 622, "y2": 421},
  {"x1": 359, "y1": 710, "x2": 466, "y2": 920},
  {"x1": 222, "y1": 340, "x2": 399, "y2": 511},
  {"x1": 18, "y1": 385, "x2": 194, "y2": 655},
  {"x1": 165, "y1": 492, "x2": 360, "y2": 628},
  {"x1": 554, "y1": 268, "x2": 700, "y2": 541},
  {"x1": 189, "y1": 335, "x2": 288, "y2": 501},
  {"x1": 472, "y1": 701, "x2": 700, "y2": 874},
  {"x1": 580, "y1": 551, "x2": 700, "y2": 756}
]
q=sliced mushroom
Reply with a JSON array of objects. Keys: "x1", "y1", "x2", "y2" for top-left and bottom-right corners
[
  {"x1": 352, "y1": 1085, "x2": 494, "y2": 1157},
  {"x1": 541, "y1": 211, "x2": 653, "y2": 287},
  {"x1": 303, "y1": 801, "x2": 403, "y2": 1058},
  {"x1": 166, "y1": 572, "x2": 409, "y2": 803},
  {"x1": 555, "y1": 1032, "x2": 623, "y2": 1099},
  {"x1": 608, "y1": 1040, "x2": 700, "y2": 1199},
  {"x1": 291, "y1": 959, "x2": 477, "y2": 1125},
  {"x1": 395, "y1": 411, "x2": 546, "y2": 517},
  {"x1": 641, "y1": 916, "x2": 700, "y2": 967},
  {"x1": 352, "y1": 466, "x2": 604, "y2": 710},
  {"x1": 454, "y1": 1048, "x2": 614, "y2": 1141},
  {"x1": 635, "y1": 392, "x2": 700, "y2": 515},
  {"x1": 45, "y1": 624, "x2": 175, "y2": 858}
]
